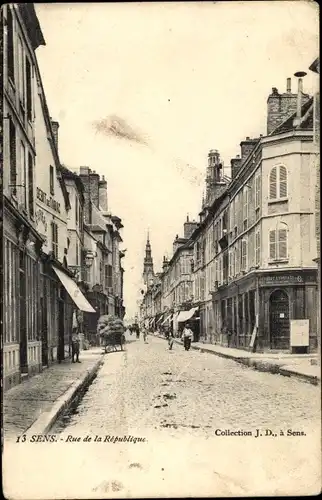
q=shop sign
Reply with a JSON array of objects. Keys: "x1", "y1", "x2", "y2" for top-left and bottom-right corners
[
  {"x1": 290, "y1": 319, "x2": 309, "y2": 347},
  {"x1": 260, "y1": 274, "x2": 304, "y2": 285},
  {"x1": 36, "y1": 187, "x2": 61, "y2": 214}
]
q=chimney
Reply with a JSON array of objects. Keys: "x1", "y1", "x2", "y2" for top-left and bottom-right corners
[
  {"x1": 98, "y1": 175, "x2": 108, "y2": 211},
  {"x1": 80, "y1": 166, "x2": 90, "y2": 176},
  {"x1": 162, "y1": 256, "x2": 169, "y2": 272},
  {"x1": 184, "y1": 219, "x2": 199, "y2": 239},
  {"x1": 293, "y1": 71, "x2": 307, "y2": 126},
  {"x1": 240, "y1": 137, "x2": 258, "y2": 163},
  {"x1": 267, "y1": 78, "x2": 310, "y2": 134},
  {"x1": 231, "y1": 155, "x2": 242, "y2": 179},
  {"x1": 50, "y1": 119, "x2": 59, "y2": 150},
  {"x1": 286, "y1": 77, "x2": 292, "y2": 93}
]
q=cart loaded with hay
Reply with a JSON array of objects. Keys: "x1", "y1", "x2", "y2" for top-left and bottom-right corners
[{"x1": 97, "y1": 315, "x2": 125, "y2": 352}]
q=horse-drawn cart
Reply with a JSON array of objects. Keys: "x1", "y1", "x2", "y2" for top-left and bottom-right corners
[{"x1": 97, "y1": 315, "x2": 125, "y2": 353}]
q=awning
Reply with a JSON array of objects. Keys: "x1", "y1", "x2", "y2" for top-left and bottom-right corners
[
  {"x1": 52, "y1": 266, "x2": 96, "y2": 313},
  {"x1": 156, "y1": 314, "x2": 165, "y2": 324},
  {"x1": 161, "y1": 313, "x2": 172, "y2": 325},
  {"x1": 177, "y1": 307, "x2": 199, "y2": 323}
]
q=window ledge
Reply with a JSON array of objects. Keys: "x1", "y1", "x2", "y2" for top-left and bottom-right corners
[
  {"x1": 268, "y1": 259, "x2": 289, "y2": 265},
  {"x1": 268, "y1": 198, "x2": 288, "y2": 205}
]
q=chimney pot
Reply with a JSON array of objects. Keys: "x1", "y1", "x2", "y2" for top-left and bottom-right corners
[
  {"x1": 286, "y1": 77, "x2": 291, "y2": 93},
  {"x1": 246, "y1": 136, "x2": 250, "y2": 140}
]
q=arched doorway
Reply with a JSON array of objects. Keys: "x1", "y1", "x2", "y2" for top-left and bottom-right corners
[{"x1": 269, "y1": 289, "x2": 290, "y2": 350}]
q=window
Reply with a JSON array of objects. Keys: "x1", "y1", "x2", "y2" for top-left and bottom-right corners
[
  {"x1": 243, "y1": 187, "x2": 249, "y2": 230},
  {"x1": 9, "y1": 117, "x2": 17, "y2": 196},
  {"x1": 255, "y1": 229, "x2": 260, "y2": 266},
  {"x1": 26, "y1": 57, "x2": 32, "y2": 121},
  {"x1": 20, "y1": 142, "x2": 26, "y2": 208},
  {"x1": 17, "y1": 37, "x2": 25, "y2": 106},
  {"x1": 229, "y1": 250, "x2": 233, "y2": 277},
  {"x1": 28, "y1": 153, "x2": 34, "y2": 216},
  {"x1": 49, "y1": 165, "x2": 54, "y2": 195},
  {"x1": 269, "y1": 223, "x2": 288, "y2": 261},
  {"x1": 51, "y1": 222, "x2": 58, "y2": 258},
  {"x1": 241, "y1": 238, "x2": 248, "y2": 271},
  {"x1": 269, "y1": 165, "x2": 288, "y2": 200},
  {"x1": 7, "y1": 6, "x2": 15, "y2": 82},
  {"x1": 106, "y1": 265, "x2": 113, "y2": 288}
]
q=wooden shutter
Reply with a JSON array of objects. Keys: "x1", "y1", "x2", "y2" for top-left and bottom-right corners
[
  {"x1": 269, "y1": 230, "x2": 276, "y2": 260},
  {"x1": 279, "y1": 166, "x2": 287, "y2": 198},
  {"x1": 28, "y1": 153, "x2": 34, "y2": 216},
  {"x1": 255, "y1": 230, "x2": 260, "y2": 265},
  {"x1": 278, "y1": 228, "x2": 287, "y2": 259},
  {"x1": 269, "y1": 167, "x2": 277, "y2": 199},
  {"x1": 241, "y1": 239, "x2": 247, "y2": 270}
]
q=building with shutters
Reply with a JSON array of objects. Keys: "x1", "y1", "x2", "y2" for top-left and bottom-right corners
[
  {"x1": 209, "y1": 76, "x2": 318, "y2": 352},
  {"x1": 3, "y1": 4, "x2": 47, "y2": 389}
]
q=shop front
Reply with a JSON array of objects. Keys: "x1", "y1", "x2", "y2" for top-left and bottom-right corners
[
  {"x1": 212, "y1": 269, "x2": 317, "y2": 353},
  {"x1": 257, "y1": 270, "x2": 317, "y2": 352}
]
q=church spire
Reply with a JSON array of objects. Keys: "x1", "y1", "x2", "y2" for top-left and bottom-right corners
[{"x1": 143, "y1": 230, "x2": 154, "y2": 286}]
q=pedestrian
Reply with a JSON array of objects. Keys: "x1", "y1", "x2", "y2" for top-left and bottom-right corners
[
  {"x1": 181, "y1": 323, "x2": 193, "y2": 351},
  {"x1": 143, "y1": 328, "x2": 148, "y2": 343},
  {"x1": 72, "y1": 329, "x2": 81, "y2": 363},
  {"x1": 168, "y1": 330, "x2": 174, "y2": 350}
]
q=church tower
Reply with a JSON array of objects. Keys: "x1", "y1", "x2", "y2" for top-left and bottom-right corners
[{"x1": 143, "y1": 230, "x2": 154, "y2": 287}]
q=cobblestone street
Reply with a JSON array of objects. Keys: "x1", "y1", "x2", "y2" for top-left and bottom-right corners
[{"x1": 4, "y1": 334, "x2": 320, "y2": 498}]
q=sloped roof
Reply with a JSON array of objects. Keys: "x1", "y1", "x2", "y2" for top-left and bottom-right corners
[{"x1": 271, "y1": 97, "x2": 314, "y2": 135}]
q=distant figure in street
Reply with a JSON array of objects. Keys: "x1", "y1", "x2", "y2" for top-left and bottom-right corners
[
  {"x1": 181, "y1": 323, "x2": 193, "y2": 351},
  {"x1": 142, "y1": 328, "x2": 148, "y2": 343},
  {"x1": 132, "y1": 323, "x2": 140, "y2": 339},
  {"x1": 72, "y1": 330, "x2": 81, "y2": 363},
  {"x1": 168, "y1": 330, "x2": 174, "y2": 350}
]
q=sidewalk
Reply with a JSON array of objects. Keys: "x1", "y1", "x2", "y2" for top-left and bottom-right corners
[
  {"x1": 152, "y1": 333, "x2": 320, "y2": 385},
  {"x1": 3, "y1": 348, "x2": 104, "y2": 440}
]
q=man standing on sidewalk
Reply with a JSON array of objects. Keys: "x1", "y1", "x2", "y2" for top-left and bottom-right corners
[
  {"x1": 181, "y1": 323, "x2": 193, "y2": 351},
  {"x1": 72, "y1": 330, "x2": 81, "y2": 363}
]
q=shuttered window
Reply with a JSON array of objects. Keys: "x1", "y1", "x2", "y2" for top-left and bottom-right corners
[
  {"x1": 7, "y1": 6, "x2": 15, "y2": 82},
  {"x1": 28, "y1": 153, "x2": 34, "y2": 216},
  {"x1": 269, "y1": 230, "x2": 276, "y2": 260},
  {"x1": 255, "y1": 229, "x2": 261, "y2": 266},
  {"x1": 243, "y1": 188, "x2": 248, "y2": 230},
  {"x1": 269, "y1": 224, "x2": 288, "y2": 260},
  {"x1": 279, "y1": 166, "x2": 287, "y2": 198},
  {"x1": 26, "y1": 57, "x2": 32, "y2": 122},
  {"x1": 9, "y1": 117, "x2": 17, "y2": 196},
  {"x1": 255, "y1": 174, "x2": 261, "y2": 207},
  {"x1": 241, "y1": 238, "x2": 248, "y2": 271},
  {"x1": 269, "y1": 165, "x2": 288, "y2": 200},
  {"x1": 269, "y1": 167, "x2": 277, "y2": 199},
  {"x1": 51, "y1": 222, "x2": 58, "y2": 258},
  {"x1": 278, "y1": 228, "x2": 287, "y2": 259}
]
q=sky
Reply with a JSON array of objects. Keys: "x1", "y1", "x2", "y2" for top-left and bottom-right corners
[{"x1": 35, "y1": 1, "x2": 319, "y2": 319}]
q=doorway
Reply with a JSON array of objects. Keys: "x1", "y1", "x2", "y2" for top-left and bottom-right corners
[
  {"x1": 269, "y1": 289, "x2": 290, "y2": 349},
  {"x1": 40, "y1": 290, "x2": 48, "y2": 367},
  {"x1": 58, "y1": 286, "x2": 65, "y2": 362},
  {"x1": 19, "y1": 251, "x2": 28, "y2": 373}
]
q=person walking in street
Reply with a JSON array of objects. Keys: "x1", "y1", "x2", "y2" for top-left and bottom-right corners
[
  {"x1": 181, "y1": 323, "x2": 193, "y2": 351},
  {"x1": 143, "y1": 328, "x2": 148, "y2": 343},
  {"x1": 168, "y1": 330, "x2": 174, "y2": 350},
  {"x1": 72, "y1": 329, "x2": 81, "y2": 363}
]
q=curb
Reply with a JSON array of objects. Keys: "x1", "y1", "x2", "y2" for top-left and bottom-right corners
[
  {"x1": 25, "y1": 356, "x2": 104, "y2": 436},
  {"x1": 151, "y1": 334, "x2": 320, "y2": 386}
]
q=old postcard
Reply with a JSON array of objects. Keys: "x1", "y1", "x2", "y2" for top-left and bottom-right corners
[{"x1": 2, "y1": 1, "x2": 321, "y2": 498}]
